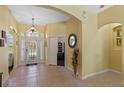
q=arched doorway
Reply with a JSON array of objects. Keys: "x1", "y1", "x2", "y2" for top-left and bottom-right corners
[
  {"x1": 98, "y1": 23, "x2": 122, "y2": 74},
  {"x1": 8, "y1": 5, "x2": 82, "y2": 77}
]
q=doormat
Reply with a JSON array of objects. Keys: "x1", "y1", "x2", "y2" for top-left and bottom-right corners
[
  {"x1": 26, "y1": 63, "x2": 38, "y2": 66},
  {"x1": 49, "y1": 64, "x2": 57, "y2": 66}
]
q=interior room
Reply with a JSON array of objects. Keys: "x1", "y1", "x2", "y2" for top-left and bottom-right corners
[{"x1": 0, "y1": 5, "x2": 124, "y2": 87}]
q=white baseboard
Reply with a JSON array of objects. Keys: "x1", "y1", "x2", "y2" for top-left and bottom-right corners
[
  {"x1": 82, "y1": 69, "x2": 121, "y2": 80},
  {"x1": 108, "y1": 69, "x2": 121, "y2": 74},
  {"x1": 2, "y1": 75, "x2": 9, "y2": 87},
  {"x1": 82, "y1": 69, "x2": 109, "y2": 80}
]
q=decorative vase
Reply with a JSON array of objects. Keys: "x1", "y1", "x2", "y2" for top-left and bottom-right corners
[
  {"x1": 72, "y1": 63, "x2": 78, "y2": 77},
  {"x1": 72, "y1": 48, "x2": 79, "y2": 77}
]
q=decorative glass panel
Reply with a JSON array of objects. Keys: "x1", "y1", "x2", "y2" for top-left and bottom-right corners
[{"x1": 113, "y1": 25, "x2": 122, "y2": 48}]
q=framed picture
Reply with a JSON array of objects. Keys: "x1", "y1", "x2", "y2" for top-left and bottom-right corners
[
  {"x1": 1, "y1": 30, "x2": 6, "y2": 38},
  {"x1": 0, "y1": 39, "x2": 4, "y2": 47}
]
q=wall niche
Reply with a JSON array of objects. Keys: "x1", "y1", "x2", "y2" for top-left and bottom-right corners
[{"x1": 113, "y1": 25, "x2": 122, "y2": 49}]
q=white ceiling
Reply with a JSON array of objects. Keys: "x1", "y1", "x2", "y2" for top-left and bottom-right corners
[
  {"x1": 8, "y1": 5, "x2": 113, "y2": 25},
  {"x1": 8, "y1": 5, "x2": 70, "y2": 25},
  {"x1": 81, "y1": 5, "x2": 112, "y2": 13}
]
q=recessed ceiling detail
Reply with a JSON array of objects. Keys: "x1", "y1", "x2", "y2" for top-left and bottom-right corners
[{"x1": 8, "y1": 5, "x2": 70, "y2": 25}]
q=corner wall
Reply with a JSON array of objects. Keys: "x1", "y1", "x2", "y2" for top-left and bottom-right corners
[{"x1": 81, "y1": 12, "x2": 101, "y2": 76}]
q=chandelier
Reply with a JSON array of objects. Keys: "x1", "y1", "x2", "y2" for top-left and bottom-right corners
[{"x1": 30, "y1": 18, "x2": 36, "y2": 33}]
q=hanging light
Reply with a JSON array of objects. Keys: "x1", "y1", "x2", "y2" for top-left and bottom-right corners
[
  {"x1": 30, "y1": 18, "x2": 36, "y2": 33},
  {"x1": 24, "y1": 17, "x2": 39, "y2": 37}
]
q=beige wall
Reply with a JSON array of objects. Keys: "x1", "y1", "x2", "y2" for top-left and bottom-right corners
[
  {"x1": 97, "y1": 25, "x2": 110, "y2": 71},
  {"x1": 65, "y1": 18, "x2": 82, "y2": 76},
  {"x1": 17, "y1": 24, "x2": 45, "y2": 34},
  {"x1": 0, "y1": 5, "x2": 17, "y2": 85},
  {"x1": 46, "y1": 21, "x2": 66, "y2": 36},
  {"x1": 81, "y1": 12, "x2": 99, "y2": 76},
  {"x1": 98, "y1": 6, "x2": 124, "y2": 28}
]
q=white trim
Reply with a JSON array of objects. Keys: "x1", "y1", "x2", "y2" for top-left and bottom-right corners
[
  {"x1": 82, "y1": 69, "x2": 109, "y2": 80},
  {"x1": 108, "y1": 69, "x2": 121, "y2": 74},
  {"x1": 2, "y1": 75, "x2": 9, "y2": 87},
  {"x1": 81, "y1": 69, "x2": 121, "y2": 80}
]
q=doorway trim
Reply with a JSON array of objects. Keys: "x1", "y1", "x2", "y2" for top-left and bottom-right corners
[{"x1": 47, "y1": 35, "x2": 66, "y2": 67}]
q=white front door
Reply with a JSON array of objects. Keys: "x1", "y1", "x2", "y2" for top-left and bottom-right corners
[
  {"x1": 48, "y1": 37, "x2": 58, "y2": 65},
  {"x1": 25, "y1": 37, "x2": 39, "y2": 64},
  {"x1": 20, "y1": 36, "x2": 41, "y2": 65}
]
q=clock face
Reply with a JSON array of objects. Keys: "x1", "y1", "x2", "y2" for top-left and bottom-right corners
[{"x1": 68, "y1": 33, "x2": 77, "y2": 48}]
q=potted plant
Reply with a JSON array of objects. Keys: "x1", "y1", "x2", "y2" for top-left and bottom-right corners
[{"x1": 72, "y1": 48, "x2": 79, "y2": 77}]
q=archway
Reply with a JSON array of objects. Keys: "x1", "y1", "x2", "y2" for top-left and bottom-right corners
[
  {"x1": 39, "y1": 5, "x2": 83, "y2": 77},
  {"x1": 14, "y1": 5, "x2": 83, "y2": 77},
  {"x1": 98, "y1": 23, "x2": 122, "y2": 83}
]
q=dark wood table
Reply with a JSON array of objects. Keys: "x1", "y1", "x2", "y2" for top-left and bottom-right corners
[{"x1": 0, "y1": 72, "x2": 3, "y2": 87}]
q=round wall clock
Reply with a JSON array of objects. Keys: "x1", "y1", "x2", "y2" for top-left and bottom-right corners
[{"x1": 68, "y1": 33, "x2": 77, "y2": 48}]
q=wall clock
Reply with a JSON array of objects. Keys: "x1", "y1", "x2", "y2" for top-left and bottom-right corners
[{"x1": 68, "y1": 33, "x2": 77, "y2": 48}]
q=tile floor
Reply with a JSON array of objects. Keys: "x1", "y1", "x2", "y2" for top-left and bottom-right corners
[{"x1": 4, "y1": 64, "x2": 122, "y2": 87}]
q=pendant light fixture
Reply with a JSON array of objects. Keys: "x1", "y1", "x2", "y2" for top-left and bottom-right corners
[{"x1": 30, "y1": 17, "x2": 36, "y2": 33}]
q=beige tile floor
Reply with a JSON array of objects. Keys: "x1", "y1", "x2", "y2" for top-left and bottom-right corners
[{"x1": 4, "y1": 64, "x2": 122, "y2": 87}]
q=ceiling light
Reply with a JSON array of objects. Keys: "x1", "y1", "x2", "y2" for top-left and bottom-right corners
[{"x1": 30, "y1": 18, "x2": 36, "y2": 33}]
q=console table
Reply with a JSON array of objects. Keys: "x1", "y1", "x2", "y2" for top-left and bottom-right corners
[{"x1": 0, "y1": 72, "x2": 3, "y2": 87}]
